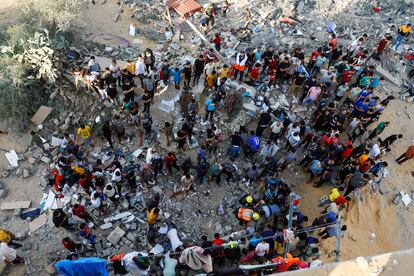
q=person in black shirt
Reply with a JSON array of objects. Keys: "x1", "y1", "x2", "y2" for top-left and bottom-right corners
[
  {"x1": 229, "y1": 131, "x2": 242, "y2": 160},
  {"x1": 378, "y1": 134, "x2": 403, "y2": 149},
  {"x1": 291, "y1": 72, "x2": 306, "y2": 97},
  {"x1": 102, "y1": 120, "x2": 113, "y2": 148},
  {"x1": 193, "y1": 55, "x2": 205, "y2": 86},
  {"x1": 182, "y1": 61, "x2": 192, "y2": 88},
  {"x1": 142, "y1": 91, "x2": 151, "y2": 114},
  {"x1": 246, "y1": 48, "x2": 255, "y2": 72},
  {"x1": 256, "y1": 111, "x2": 272, "y2": 137},
  {"x1": 262, "y1": 46, "x2": 274, "y2": 73},
  {"x1": 277, "y1": 57, "x2": 290, "y2": 84},
  {"x1": 122, "y1": 78, "x2": 135, "y2": 102},
  {"x1": 329, "y1": 45, "x2": 343, "y2": 67}
]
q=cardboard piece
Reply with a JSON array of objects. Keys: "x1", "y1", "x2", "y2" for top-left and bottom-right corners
[
  {"x1": 1, "y1": 201, "x2": 31, "y2": 210},
  {"x1": 29, "y1": 213, "x2": 48, "y2": 232},
  {"x1": 5, "y1": 150, "x2": 19, "y2": 167},
  {"x1": 31, "y1": 106, "x2": 53, "y2": 125}
]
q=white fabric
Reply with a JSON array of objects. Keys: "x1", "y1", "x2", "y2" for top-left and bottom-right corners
[
  {"x1": 123, "y1": 252, "x2": 150, "y2": 275},
  {"x1": 0, "y1": 242, "x2": 16, "y2": 262}
]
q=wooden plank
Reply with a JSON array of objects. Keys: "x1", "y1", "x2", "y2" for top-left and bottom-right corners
[
  {"x1": 1, "y1": 201, "x2": 31, "y2": 210},
  {"x1": 29, "y1": 213, "x2": 48, "y2": 232},
  {"x1": 31, "y1": 106, "x2": 53, "y2": 125}
]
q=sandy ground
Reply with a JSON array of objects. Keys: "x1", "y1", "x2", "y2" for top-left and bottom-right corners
[{"x1": 0, "y1": 0, "x2": 414, "y2": 274}]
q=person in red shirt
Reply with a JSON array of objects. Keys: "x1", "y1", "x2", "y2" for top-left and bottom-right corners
[
  {"x1": 212, "y1": 33, "x2": 221, "y2": 52},
  {"x1": 376, "y1": 36, "x2": 392, "y2": 55},
  {"x1": 72, "y1": 203, "x2": 89, "y2": 220},
  {"x1": 340, "y1": 69, "x2": 354, "y2": 84},
  {"x1": 212, "y1": 233, "x2": 225, "y2": 265},
  {"x1": 335, "y1": 195, "x2": 351, "y2": 211},
  {"x1": 164, "y1": 152, "x2": 180, "y2": 174},
  {"x1": 329, "y1": 33, "x2": 338, "y2": 47},
  {"x1": 308, "y1": 48, "x2": 322, "y2": 70},
  {"x1": 341, "y1": 142, "x2": 354, "y2": 160},
  {"x1": 246, "y1": 63, "x2": 261, "y2": 85}
]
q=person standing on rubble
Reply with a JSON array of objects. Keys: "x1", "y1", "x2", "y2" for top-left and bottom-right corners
[
  {"x1": 143, "y1": 48, "x2": 155, "y2": 73},
  {"x1": 391, "y1": 23, "x2": 411, "y2": 51},
  {"x1": 182, "y1": 61, "x2": 192, "y2": 89},
  {"x1": 232, "y1": 50, "x2": 248, "y2": 81},
  {"x1": 135, "y1": 55, "x2": 145, "y2": 88},
  {"x1": 193, "y1": 54, "x2": 205, "y2": 86},
  {"x1": 204, "y1": 3, "x2": 217, "y2": 28},
  {"x1": 221, "y1": 0, "x2": 230, "y2": 17}
]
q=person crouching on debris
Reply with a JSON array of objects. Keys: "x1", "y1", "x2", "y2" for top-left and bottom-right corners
[{"x1": 234, "y1": 207, "x2": 260, "y2": 226}]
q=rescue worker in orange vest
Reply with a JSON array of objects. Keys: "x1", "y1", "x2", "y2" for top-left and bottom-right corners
[
  {"x1": 234, "y1": 207, "x2": 260, "y2": 226},
  {"x1": 232, "y1": 50, "x2": 248, "y2": 81}
]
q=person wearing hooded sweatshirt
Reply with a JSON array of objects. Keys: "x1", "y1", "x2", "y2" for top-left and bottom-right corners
[{"x1": 233, "y1": 51, "x2": 248, "y2": 81}]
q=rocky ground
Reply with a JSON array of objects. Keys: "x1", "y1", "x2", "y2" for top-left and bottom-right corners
[{"x1": 1, "y1": 0, "x2": 414, "y2": 275}]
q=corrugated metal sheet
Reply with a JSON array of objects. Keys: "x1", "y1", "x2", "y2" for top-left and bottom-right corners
[{"x1": 167, "y1": 0, "x2": 202, "y2": 18}]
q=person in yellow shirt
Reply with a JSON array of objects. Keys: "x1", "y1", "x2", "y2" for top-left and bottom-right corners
[
  {"x1": 205, "y1": 70, "x2": 217, "y2": 91},
  {"x1": 319, "y1": 186, "x2": 345, "y2": 206},
  {"x1": 392, "y1": 23, "x2": 411, "y2": 50},
  {"x1": 0, "y1": 229, "x2": 22, "y2": 248},
  {"x1": 147, "y1": 208, "x2": 160, "y2": 225},
  {"x1": 218, "y1": 64, "x2": 230, "y2": 79},
  {"x1": 76, "y1": 124, "x2": 93, "y2": 147},
  {"x1": 124, "y1": 60, "x2": 136, "y2": 75}
]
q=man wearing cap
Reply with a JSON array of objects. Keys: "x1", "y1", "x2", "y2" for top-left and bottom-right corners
[{"x1": 395, "y1": 141, "x2": 414, "y2": 164}]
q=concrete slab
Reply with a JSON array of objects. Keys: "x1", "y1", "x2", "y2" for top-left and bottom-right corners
[
  {"x1": 107, "y1": 227, "x2": 126, "y2": 244},
  {"x1": 29, "y1": 213, "x2": 48, "y2": 232},
  {"x1": 31, "y1": 106, "x2": 53, "y2": 125},
  {"x1": 1, "y1": 201, "x2": 31, "y2": 210}
]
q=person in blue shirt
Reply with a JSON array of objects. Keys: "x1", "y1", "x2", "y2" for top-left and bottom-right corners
[
  {"x1": 369, "y1": 76, "x2": 384, "y2": 89},
  {"x1": 171, "y1": 67, "x2": 182, "y2": 90},
  {"x1": 204, "y1": 97, "x2": 216, "y2": 121},
  {"x1": 247, "y1": 130, "x2": 261, "y2": 151},
  {"x1": 248, "y1": 232, "x2": 262, "y2": 250}
]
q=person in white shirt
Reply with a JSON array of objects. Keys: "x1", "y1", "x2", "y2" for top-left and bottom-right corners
[
  {"x1": 90, "y1": 191, "x2": 102, "y2": 209},
  {"x1": 109, "y1": 59, "x2": 121, "y2": 86},
  {"x1": 135, "y1": 55, "x2": 146, "y2": 88},
  {"x1": 103, "y1": 183, "x2": 117, "y2": 201},
  {"x1": 0, "y1": 242, "x2": 22, "y2": 264},
  {"x1": 111, "y1": 168, "x2": 122, "y2": 183},
  {"x1": 286, "y1": 132, "x2": 300, "y2": 151},
  {"x1": 270, "y1": 120, "x2": 283, "y2": 141},
  {"x1": 285, "y1": 122, "x2": 300, "y2": 140},
  {"x1": 255, "y1": 240, "x2": 269, "y2": 257}
]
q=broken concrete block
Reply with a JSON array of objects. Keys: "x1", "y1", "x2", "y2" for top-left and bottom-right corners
[
  {"x1": 28, "y1": 157, "x2": 37, "y2": 164},
  {"x1": 0, "y1": 189, "x2": 7, "y2": 198},
  {"x1": 102, "y1": 249, "x2": 111, "y2": 256},
  {"x1": 41, "y1": 156, "x2": 51, "y2": 164},
  {"x1": 130, "y1": 223, "x2": 137, "y2": 230},
  {"x1": 23, "y1": 169, "x2": 30, "y2": 178},
  {"x1": 107, "y1": 227, "x2": 125, "y2": 244},
  {"x1": 100, "y1": 222, "x2": 113, "y2": 230},
  {"x1": 126, "y1": 233, "x2": 136, "y2": 242}
]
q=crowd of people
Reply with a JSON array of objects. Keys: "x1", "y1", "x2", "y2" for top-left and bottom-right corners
[{"x1": 1, "y1": 2, "x2": 413, "y2": 275}]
